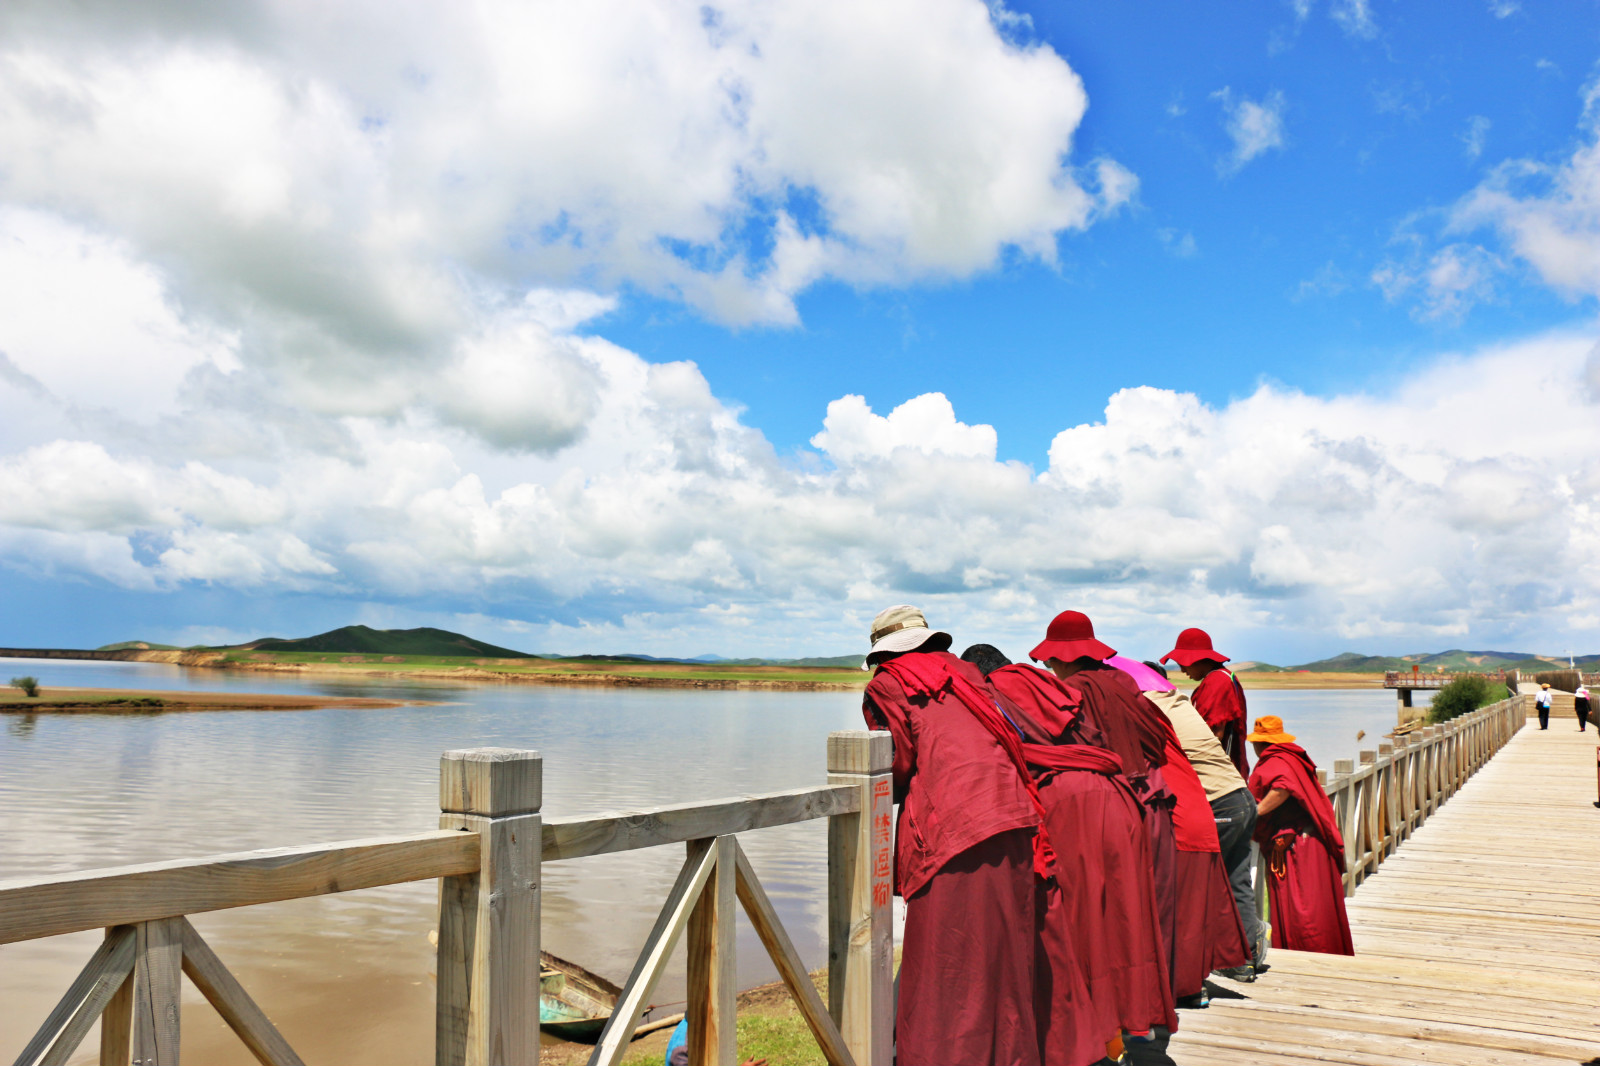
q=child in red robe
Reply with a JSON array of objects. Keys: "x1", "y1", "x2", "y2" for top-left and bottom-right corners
[{"x1": 1247, "y1": 716, "x2": 1355, "y2": 955}]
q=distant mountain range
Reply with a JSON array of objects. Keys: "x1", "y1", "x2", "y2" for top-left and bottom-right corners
[
  {"x1": 96, "y1": 625, "x2": 867, "y2": 668},
  {"x1": 1245, "y1": 649, "x2": 1600, "y2": 673}
]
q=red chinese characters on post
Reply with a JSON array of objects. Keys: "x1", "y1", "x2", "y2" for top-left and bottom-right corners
[{"x1": 869, "y1": 777, "x2": 893, "y2": 908}]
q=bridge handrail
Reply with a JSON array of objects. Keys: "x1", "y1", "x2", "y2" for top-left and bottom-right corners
[
  {"x1": 3, "y1": 733, "x2": 894, "y2": 1066},
  {"x1": 1312, "y1": 694, "x2": 1525, "y2": 897}
]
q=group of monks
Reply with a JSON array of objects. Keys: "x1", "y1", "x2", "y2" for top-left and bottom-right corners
[{"x1": 860, "y1": 605, "x2": 1354, "y2": 1066}]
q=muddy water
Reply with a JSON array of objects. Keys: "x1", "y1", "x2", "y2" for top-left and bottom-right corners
[{"x1": 0, "y1": 659, "x2": 1399, "y2": 1064}]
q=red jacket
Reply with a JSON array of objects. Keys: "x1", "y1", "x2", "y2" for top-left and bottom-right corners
[
  {"x1": 863, "y1": 651, "x2": 1039, "y2": 898},
  {"x1": 1192, "y1": 668, "x2": 1250, "y2": 777}
]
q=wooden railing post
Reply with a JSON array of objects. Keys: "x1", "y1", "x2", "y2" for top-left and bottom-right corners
[
  {"x1": 1331, "y1": 759, "x2": 1355, "y2": 894},
  {"x1": 687, "y1": 835, "x2": 737, "y2": 1066},
  {"x1": 132, "y1": 918, "x2": 182, "y2": 1066},
  {"x1": 827, "y1": 730, "x2": 893, "y2": 1066},
  {"x1": 438, "y1": 748, "x2": 543, "y2": 1066}
]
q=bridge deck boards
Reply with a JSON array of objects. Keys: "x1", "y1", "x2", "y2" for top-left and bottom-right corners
[{"x1": 1165, "y1": 723, "x2": 1600, "y2": 1065}]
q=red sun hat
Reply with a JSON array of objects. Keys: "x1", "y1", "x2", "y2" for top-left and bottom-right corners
[
  {"x1": 1161, "y1": 627, "x2": 1231, "y2": 668},
  {"x1": 1029, "y1": 610, "x2": 1117, "y2": 664}
]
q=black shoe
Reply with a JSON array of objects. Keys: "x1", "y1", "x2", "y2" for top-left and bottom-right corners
[{"x1": 1175, "y1": 991, "x2": 1210, "y2": 1009}]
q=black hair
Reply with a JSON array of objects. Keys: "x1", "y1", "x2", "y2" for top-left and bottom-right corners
[
  {"x1": 1143, "y1": 660, "x2": 1169, "y2": 679},
  {"x1": 959, "y1": 643, "x2": 1012, "y2": 677}
]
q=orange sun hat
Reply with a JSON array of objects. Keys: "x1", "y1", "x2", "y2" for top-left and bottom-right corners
[{"x1": 1246, "y1": 715, "x2": 1296, "y2": 743}]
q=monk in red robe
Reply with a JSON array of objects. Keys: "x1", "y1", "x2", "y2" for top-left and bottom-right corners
[
  {"x1": 1031, "y1": 612, "x2": 1248, "y2": 1010},
  {"x1": 1247, "y1": 715, "x2": 1355, "y2": 955},
  {"x1": 860, "y1": 606, "x2": 1050, "y2": 1065},
  {"x1": 964, "y1": 644, "x2": 1176, "y2": 1057},
  {"x1": 1162, "y1": 627, "x2": 1250, "y2": 779}
]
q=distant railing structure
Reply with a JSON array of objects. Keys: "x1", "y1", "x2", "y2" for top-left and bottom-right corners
[
  {"x1": 0, "y1": 731, "x2": 896, "y2": 1066},
  {"x1": 1253, "y1": 695, "x2": 1528, "y2": 913},
  {"x1": 1382, "y1": 669, "x2": 1511, "y2": 690}
]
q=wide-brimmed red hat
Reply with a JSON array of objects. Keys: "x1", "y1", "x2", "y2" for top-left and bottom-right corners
[
  {"x1": 1161, "y1": 627, "x2": 1230, "y2": 668},
  {"x1": 1029, "y1": 611, "x2": 1116, "y2": 664}
]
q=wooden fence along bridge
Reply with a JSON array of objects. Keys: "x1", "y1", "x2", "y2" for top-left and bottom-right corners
[{"x1": 2, "y1": 699, "x2": 1596, "y2": 1065}]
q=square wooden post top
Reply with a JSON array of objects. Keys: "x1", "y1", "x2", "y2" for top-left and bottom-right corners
[
  {"x1": 827, "y1": 730, "x2": 892, "y2": 774},
  {"x1": 440, "y1": 747, "x2": 543, "y2": 816}
]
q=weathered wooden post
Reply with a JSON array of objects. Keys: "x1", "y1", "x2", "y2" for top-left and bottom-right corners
[
  {"x1": 687, "y1": 835, "x2": 737, "y2": 1066},
  {"x1": 827, "y1": 730, "x2": 893, "y2": 1066},
  {"x1": 1331, "y1": 758, "x2": 1355, "y2": 894},
  {"x1": 438, "y1": 748, "x2": 543, "y2": 1066}
]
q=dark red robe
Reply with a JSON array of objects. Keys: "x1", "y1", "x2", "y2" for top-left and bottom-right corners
[
  {"x1": 1192, "y1": 668, "x2": 1250, "y2": 778},
  {"x1": 1248, "y1": 743, "x2": 1354, "y2": 956},
  {"x1": 1060, "y1": 666, "x2": 1247, "y2": 999},
  {"x1": 1157, "y1": 734, "x2": 1251, "y2": 996},
  {"x1": 991, "y1": 665, "x2": 1177, "y2": 1049},
  {"x1": 863, "y1": 651, "x2": 1044, "y2": 1065}
]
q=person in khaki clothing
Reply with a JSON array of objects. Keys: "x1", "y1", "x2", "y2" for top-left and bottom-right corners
[{"x1": 1107, "y1": 656, "x2": 1269, "y2": 978}]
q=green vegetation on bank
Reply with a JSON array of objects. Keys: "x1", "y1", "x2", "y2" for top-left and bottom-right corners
[
  {"x1": 9, "y1": 675, "x2": 39, "y2": 697},
  {"x1": 1428, "y1": 675, "x2": 1510, "y2": 722}
]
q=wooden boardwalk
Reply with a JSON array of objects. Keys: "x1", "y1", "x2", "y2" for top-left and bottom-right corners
[{"x1": 1166, "y1": 722, "x2": 1600, "y2": 1065}]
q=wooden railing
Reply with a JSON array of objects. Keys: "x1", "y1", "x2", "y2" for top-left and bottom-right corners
[
  {"x1": 1254, "y1": 695, "x2": 1527, "y2": 913},
  {"x1": 0, "y1": 730, "x2": 895, "y2": 1066}
]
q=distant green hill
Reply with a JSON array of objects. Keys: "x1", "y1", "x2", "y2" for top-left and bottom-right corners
[
  {"x1": 236, "y1": 625, "x2": 532, "y2": 658},
  {"x1": 96, "y1": 641, "x2": 182, "y2": 652},
  {"x1": 1279, "y1": 648, "x2": 1585, "y2": 673},
  {"x1": 1292, "y1": 652, "x2": 1415, "y2": 672}
]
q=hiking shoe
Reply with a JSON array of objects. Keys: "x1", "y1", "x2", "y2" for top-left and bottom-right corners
[
  {"x1": 1175, "y1": 990, "x2": 1210, "y2": 1010},
  {"x1": 1213, "y1": 964, "x2": 1256, "y2": 982},
  {"x1": 1252, "y1": 924, "x2": 1271, "y2": 971}
]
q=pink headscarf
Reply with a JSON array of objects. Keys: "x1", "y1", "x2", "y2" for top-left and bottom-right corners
[{"x1": 1106, "y1": 654, "x2": 1175, "y2": 693}]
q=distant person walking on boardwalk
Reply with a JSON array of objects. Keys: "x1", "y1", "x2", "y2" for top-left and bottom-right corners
[
  {"x1": 1247, "y1": 716, "x2": 1354, "y2": 955},
  {"x1": 1537, "y1": 683, "x2": 1553, "y2": 729},
  {"x1": 1032, "y1": 612, "x2": 1249, "y2": 1010},
  {"x1": 1113, "y1": 657, "x2": 1270, "y2": 979},
  {"x1": 1163, "y1": 628, "x2": 1251, "y2": 779},
  {"x1": 963, "y1": 643, "x2": 1175, "y2": 1060},
  {"x1": 860, "y1": 606, "x2": 1049, "y2": 1066},
  {"x1": 1573, "y1": 684, "x2": 1589, "y2": 732}
]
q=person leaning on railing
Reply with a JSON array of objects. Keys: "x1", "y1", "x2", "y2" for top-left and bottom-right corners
[{"x1": 1247, "y1": 716, "x2": 1354, "y2": 956}]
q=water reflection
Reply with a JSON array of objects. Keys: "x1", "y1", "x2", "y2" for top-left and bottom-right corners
[{"x1": 0, "y1": 659, "x2": 1401, "y2": 1064}]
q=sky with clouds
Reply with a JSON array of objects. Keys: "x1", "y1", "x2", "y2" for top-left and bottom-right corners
[{"x1": 1, "y1": 0, "x2": 1598, "y2": 663}]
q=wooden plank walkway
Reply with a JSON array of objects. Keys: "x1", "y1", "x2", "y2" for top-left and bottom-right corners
[{"x1": 1165, "y1": 722, "x2": 1600, "y2": 1065}]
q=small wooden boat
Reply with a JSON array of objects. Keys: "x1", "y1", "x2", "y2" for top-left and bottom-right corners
[{"x1": 540, "y1": 951, "x2": 622, "y2": 1042}]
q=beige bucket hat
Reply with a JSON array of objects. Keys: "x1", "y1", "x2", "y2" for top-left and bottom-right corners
[{"x1": 865, "y1": 604, "x2": 952, "y2": 665}]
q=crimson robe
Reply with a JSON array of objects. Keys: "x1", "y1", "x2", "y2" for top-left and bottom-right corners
[
  {"x1": 1157, "y1": 733, "x2": 1251, "y2": 996},
  {"x1": 1192, "y1": 668, "x2": 1250, "y2": 778},
  {"x1": 1062, "y1": 666, "x2": 1248, "y2": 999},
  {"x1": 991, "y1": 665, "x2": 1176, "y2": 1048},
  {"x1": 863, "y1": 651, "x2": 1045, "y2": 1064},
  {"x1": 1248, "y1": 743, "x2": 1354, "y2": 956}
]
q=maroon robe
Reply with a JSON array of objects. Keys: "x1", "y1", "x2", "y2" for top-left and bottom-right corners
[
  {"x1": 1192, "y1": 668, "x2": 1250, "y2": 778},
  {"x1": 1157, "y1": 733, "x2": 1250, "y2": 996},
  {"x1": 1249, "y1": 744, "x2": 1354, "y2": 956},
  {"x1": 864, "y1": 651, "x2": 1044, "y2": 1064},
  {"x1": 1054, "y1": 667, "x2": 1185, "y2": 990},
  {"x1": 992, "y1": 665, "x2": 1177, "y2": 1049}
]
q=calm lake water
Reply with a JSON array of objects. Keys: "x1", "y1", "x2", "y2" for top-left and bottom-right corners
[{"x1": 0, "y1": 659, "x2": 1402, "y2": 1064}]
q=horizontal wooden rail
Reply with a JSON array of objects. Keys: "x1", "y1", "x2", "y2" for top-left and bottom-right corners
[
  {"x1": 0, "y1": 830, "x2": 480, "y2": 945},
  {"x1": 543, "y1": 784, "x2": 860, "y2": 862}
]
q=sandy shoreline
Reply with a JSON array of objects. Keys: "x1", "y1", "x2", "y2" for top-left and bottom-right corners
[{"x1": 0, "y1": 687, "x2": 420, "y2": 713}]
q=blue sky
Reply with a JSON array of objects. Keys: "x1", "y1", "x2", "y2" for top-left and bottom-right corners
[{"x1": 0, "y1": 0, "x2": 1597, "y2": 663}]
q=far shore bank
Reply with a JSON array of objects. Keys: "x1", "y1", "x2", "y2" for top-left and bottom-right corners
[
  {"x1": 1, "y1": 647, "x2": 1392, "y2": 691},
  {"x1": 0, "y1": 686, "x2": 420, "y2": 714}
]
